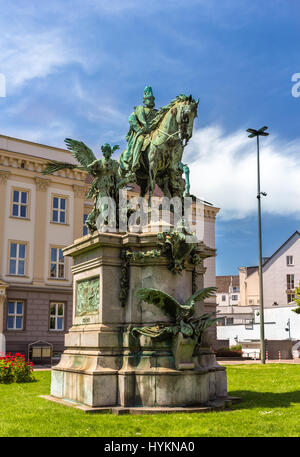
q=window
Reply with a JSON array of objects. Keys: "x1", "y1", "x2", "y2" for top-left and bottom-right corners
[
  {"x1": 226, "y1": 317, "x2": 234, "y2": 325},
  {"x1": 245, "y1": 319, "x2": 254, "y2": 330},
  {"x1": 287, "y1": 274, "x2": 295, "y2": 290},
  {"x1": 221, "y1": 295, "x2": 226, "y2": 302},
  {"x1": 50, "y1": 247, "x2": 65, "y2": 279},
  {"x1": 287, "y1": 293, "x2": 295, "y2": 304},
  {"x1": 8, "y1": 242, "x2": 27, "y2": 276},
  {"x1": 231, "y1": 295, "x2": 238, "y2": 301},
  {"x1": 49, "y1": 302, "x2": 64, "y2": 331},
  {"x1": 83, "y1": 214, "x2": 89, "y2": 236},
  {"x1": 11, "y1": 189, "x2": 29, "y2": 218},
  {"x1": 51, "y1": 196, "x2": 67, "y2": 224},
  {"x1": 7, "y1": 301, "x2": 24, "y2": 330},
  {"x1": 286, "y1": 255, "x2": 294, "y2": 266},
  {"x1": 249, "y1": 299, "x2": 254, "y2": 305}
]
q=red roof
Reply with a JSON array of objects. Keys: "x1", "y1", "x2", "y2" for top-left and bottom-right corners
[{"x1": 216, "y1": 275, "x2": 239, "y2": 293}]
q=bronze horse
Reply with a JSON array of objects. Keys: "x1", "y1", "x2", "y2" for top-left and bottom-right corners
[{"x1": 118, "y1": 94, "x2": 198, "y2": 206}]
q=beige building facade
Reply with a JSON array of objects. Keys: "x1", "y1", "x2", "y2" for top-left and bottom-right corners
[
  {"x1": 239, "y1": 266, "x2": 259, "y2": 307},
  {"x1": 0, "y1": 134, "x2": 219, "y2": 356},
  {"x1": 0, "y1": 135, "x2": 89, "y2": 355}
]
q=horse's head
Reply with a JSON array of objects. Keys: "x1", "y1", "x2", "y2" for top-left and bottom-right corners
[{"x1": 174, "y1": 95, "x2": 198, "y2": 146}]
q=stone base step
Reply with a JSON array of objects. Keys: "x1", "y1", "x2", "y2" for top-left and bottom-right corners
[{"x1": 41, "y1": 395, "x2": 241, "y2": 415}]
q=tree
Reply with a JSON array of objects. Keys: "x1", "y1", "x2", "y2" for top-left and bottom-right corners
[{"x1": 292, "y1": 282, "x2": 300, "y2": 314}]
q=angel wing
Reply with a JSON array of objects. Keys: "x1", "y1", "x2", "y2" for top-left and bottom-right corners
[
  {"x1": 64, "y1": 138, "x2": 97, "y2": 168},
  {"x1": 43, "y1": 160, "x2": 87, "y2": 175},
  {"x1": 184, "y1": 287, "x2": 217, "y2": 308},
  {"x1": 191, "y1": 312, "x2": 221, "y2": 334},
  {"x1": 43, "y1": 138, "x2": 97, "y2": 176},
  {"x1": 136, "y1": 288, "x2": 181, "y2": 320}
]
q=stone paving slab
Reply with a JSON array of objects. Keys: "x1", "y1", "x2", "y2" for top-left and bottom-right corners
[{"x1": 41, "y1": 395, "x2": 241, "y2": 414}]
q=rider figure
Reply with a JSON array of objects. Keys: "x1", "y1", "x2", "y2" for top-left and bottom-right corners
[{"x1": 120, "y1": 86, "x2": 158, "y2": 179}]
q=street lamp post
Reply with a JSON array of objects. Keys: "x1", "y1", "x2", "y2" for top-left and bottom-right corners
[{"x1": 247, "y1": 126, "x2": 269, "y2": 364}]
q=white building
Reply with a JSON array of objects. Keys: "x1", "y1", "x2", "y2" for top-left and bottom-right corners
[
  {"x1": 217, "y1": 303, "x2": 300, "y2": 346},
  {"x1": 262, "y1": 231, "x2": 300, "y2": 306},
  {"x1": 216, "y1": 275, "x2": 240, "y2": 311},
  {"x1": 239, "y1": 231, "x2": 300, "y2": 308},
  {"x1": 217, "y1": 232, "x2": 300, "y2": 353}
]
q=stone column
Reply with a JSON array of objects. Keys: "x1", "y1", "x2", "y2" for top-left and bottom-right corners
[
  {"x1": 72, "y1": 184, "x2": 87, "y2": 241},
  {"x1": 33, "y1": 177, "x2": 51, "y2": 286},
  {"x1": 0, "y1": 170, "x2": 10, "y2": 278}
]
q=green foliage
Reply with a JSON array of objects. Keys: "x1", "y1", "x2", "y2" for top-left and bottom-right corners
[
  {"x1": 292, "y1": 282, "x2": 300, "y2": 314},
  {"x1": 230, "y1": 344, "x2": 243, "y2": 351},
  {"x1": 0, "y1": 353, "x2": 34, "y2": 384},
  {"x1": 0, "y1": 360, "x2": 14, "y2": 384},
  {"x1": 1, "y1": 365, "x2": 300, "y2": 437}
]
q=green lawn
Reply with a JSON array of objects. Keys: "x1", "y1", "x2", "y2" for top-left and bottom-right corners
[{"x1": 0, "y1": 364, "x2": 299, "y2": 437}]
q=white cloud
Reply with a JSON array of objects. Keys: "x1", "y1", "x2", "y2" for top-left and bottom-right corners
[
  {"x1": 186, "y1": 125, "x2": 300, "y2": 220},
  {"x1": 1, "y1": 120, "x2": 74, "y2": 149},
  {"x1": 0, "y1": 30, "x2": 89, "y2": 89},
  {"x1": 72, "y1": 79, "x2": 127, "y2": 125}
]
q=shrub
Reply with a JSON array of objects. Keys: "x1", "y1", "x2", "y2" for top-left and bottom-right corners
[
  {"x1": 0, "y1": 360, "x2": 14, "y2": 384},
  {"x1": 230, "y1": 344, "x2": 242, "y2": 351},
  {"x1": 0, "y1": 353, "x2": 34, "y2": 384},
  {"x1": 215, "y1": 348, "x2": 243, "y2": 357}
]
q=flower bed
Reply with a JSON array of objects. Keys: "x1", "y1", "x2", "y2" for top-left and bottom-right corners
[{"x1": 0, "y1": 353, "x2": 35, "y2": 383}]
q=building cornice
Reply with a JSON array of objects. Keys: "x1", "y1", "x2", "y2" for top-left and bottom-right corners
[
  {"x1": 0, "y1": 134, "x2": 71, "y2": 154},
  {"x1": 0, "y1": 149, "x2": 87, "y2": 183}
]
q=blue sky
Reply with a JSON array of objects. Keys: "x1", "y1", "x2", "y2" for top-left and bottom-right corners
[{"x1": 1, "y1": 0, "x2": 300, "y2": 275}]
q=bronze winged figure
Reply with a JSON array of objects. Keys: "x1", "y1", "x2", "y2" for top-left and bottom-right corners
[
  {"x1": 43, "y1": 139, "x2": 120, "y2": 233},
  {"x1": 131, "y1": 286, "x2": 218, "y2": 341},
  {"x1": 43, "y1": 138, "x2": 119, "y2": 176}
]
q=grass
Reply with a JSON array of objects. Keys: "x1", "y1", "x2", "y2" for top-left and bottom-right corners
[{"x1": 0, "y1": 364, "x2": 299, "y2": 437}]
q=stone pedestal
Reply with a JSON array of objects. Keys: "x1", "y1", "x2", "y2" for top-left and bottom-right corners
[{"x1": 50, "y1": 231, "x2": 228, "y2": 410}]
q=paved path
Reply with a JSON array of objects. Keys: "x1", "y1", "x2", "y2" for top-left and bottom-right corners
[{"x1": 218, "y1": 359, "x2": 300, "y2": 365}]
